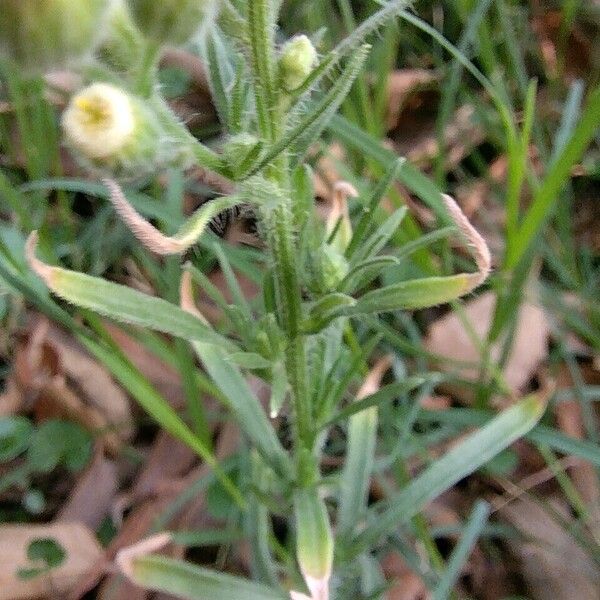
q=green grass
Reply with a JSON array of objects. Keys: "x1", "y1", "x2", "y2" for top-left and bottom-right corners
[{"x1": 1, "y1": 1, "x2": 599, "y2": 598}]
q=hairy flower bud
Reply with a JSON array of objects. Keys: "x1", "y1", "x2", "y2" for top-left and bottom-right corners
[
  {"x1": 279, "y1": 35, "x2": 318, "y2": 92},
  {"x1": 125, "y1": 0, "x2": 214, "y2": 46},
  {"x1": 62, "y1": 83, "x2": 163, "y2": 176},
  {"x1": 0, "y1": 0, "x2": 110, "y2": 72}
]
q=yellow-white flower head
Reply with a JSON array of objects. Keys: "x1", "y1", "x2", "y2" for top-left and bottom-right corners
[
  {"x1": 279, "y1": 35, "x2": 318, "y2": 92},
  {"x1": 62, "y1": 83, "x2": 135, "y2": 160}
]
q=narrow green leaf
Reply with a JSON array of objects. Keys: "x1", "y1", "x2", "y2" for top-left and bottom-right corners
[
  {"x1": 337, "y1": 400, "x2": 378, "y2": 537},
  {"x1": 79, "y1": 336, "x2": 244, "y2": 507},
  {"x1": 418, "y1": 408, "x2": 600, "y2": 468},
  {"x1": 322, "y1": 377, "x2": 428, "y2": 428},
  {"x1": 348, "y1": 394, "x2": 546, "y2": 555},
  {"x1": 350, "y1": 207, "x2": 407, "y2": 266},
  {"x1": 125, "y1": 555, "x2": 286, "y2": 600},
  {"x1": 294, "y1": 486, "x2": 334, "y2": 584},
  {"x1": 349, "y1": 274, "x2": 476, "y2": 315},
  {"x1": 269, "y1": 360, "x2": 288, "y2": 418},
  {"x1": 393, "y1": 226, "x2": 456, "y2": 264},
  {"x1": 293, "y1": 0, "x2": 412, "y2": 110},
  {"x1": 339, "y1": 255, "x2": 399, "y2": 294},
  {"x1": 27, "y1": 235, "x2": 229, "y2": 347},
  {"x1": 346, "y1": 158, "x2": 405, "y2": 257},
  {"x1": 203, "y1": 27, "x2": 234, "y2": 129},
  {"x1": 190, "y1": 341, "x2": 291, "y2": 478},
  {"x1": 303, "y1": 293, "x2": 356, "y2": 334},
  {"x1": 432, "y1": 501, "x2": 490, "y2": 600},
  {"x1": 506, "y1": 83, "x2": 600, "y2": 268},
  {"x1": 328, "y1": 114, "x2": 449, "y2": 220},
  {"x1": 212, "y1": 242, "x2": 253, "y2": 319},
  {"x1": 227, "y1": 352, "x2": 271, "y2": 370},
  {"x1": 251, "y1": 45, "x2": 370, "y2": 173}
]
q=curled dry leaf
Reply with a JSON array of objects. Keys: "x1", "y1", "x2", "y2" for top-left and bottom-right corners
[
  {"x1": 0, "y1": 522, "x2": 104, "y2": 600},
  {"x1": 425, "y1": 292, "x2": 550, "y2": 402}
]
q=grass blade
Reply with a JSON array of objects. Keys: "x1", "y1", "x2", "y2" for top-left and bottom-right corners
[
  {"x1": 348, "y1": 393, "x2": 546, "y2": 556},
  {"x1": 121, "y1": 553, "x2": 286, "y2": 599},
  {"x1": 79, "y1": 335, "x2": 244, "y2": 507},
  {"x1": 432, "y1": 500, "x2": 490, "y2": 600}
]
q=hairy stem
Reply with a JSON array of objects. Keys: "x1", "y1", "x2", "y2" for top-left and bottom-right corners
[{"x1": 246, "y1": 0, "x2": 313, "y2": 454}]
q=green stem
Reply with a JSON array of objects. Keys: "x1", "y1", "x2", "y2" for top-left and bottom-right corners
[
  {"x1": 247, "y1": 0, "x2": 276, "y2": 141},
  {"x1": 263, "y1": 200, "x2": 313, "y2": 450},
  {"x1": 246, "y1": 0, "x2": 313, "y2": 454},
  {"x1": 135, "y1": 41, "x2": 161, "y2": 98}
]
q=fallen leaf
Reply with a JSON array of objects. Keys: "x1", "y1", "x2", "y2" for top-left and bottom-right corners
[
  {"x1": 385, "y1": 69, "x2": 438, "y2": 131},
  {"x1": 56, "y1": 449, "x2": 119, "y2": 530},
  {"x1": 552, "y1": 364, "x2": 600, "y2": 541},
  {"x1": 12, "y1": 317, "x2": 133, "y2": 452},
  {"x1": 380, "y1": 552, "x2": 428, "y2": 600},
  {"x1": 425, "y1": 292, "x2": 550, "y2": 402},
  {"x1": 500, "y1": 496, "x2": 600, "y2": 600},
  {"x1": 43, "y1": 321, "x2": 133, "y2": 440},
  {"x1": 127, "y1": 430, "x2": 198, "y2": 506},
  {"x1": 0, "y1": 522, "x2": 104, "y2": 600}
]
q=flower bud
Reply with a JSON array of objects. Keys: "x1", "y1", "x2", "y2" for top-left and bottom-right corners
[
  {"x1": 0, "y1": 0, "x2": 110, "y2": 72},
  {"x1": 125, "y1": 0, "x2": 214, "y2": 46},
  {"x1": 294, "y1": 487, "x2": 333, "y2": 600},
  {"x1": 320, "y1": 245, "x2": 349, "y2": 291},
  {"x1": 62, "y1": 82, "x2": 163, "y2": 176},
  {"x1": 279, "y1": 35, "x2": 318, "y2": 92}
]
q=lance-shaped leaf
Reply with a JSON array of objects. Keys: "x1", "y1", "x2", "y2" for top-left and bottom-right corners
[
  {"x1": 347, "y1": 195, "x2": 490, "y2": 315},
  {"x1": 203, "y1": 27, "x2": 235, "y2": 131},
  {"x1": 346, "y1": 393, "x2": 546, "y2": 556},
  {"x1": 337, "y1": 357, "x2": 391, "y2": 538},
  {"x1": 302, "y1": 293, "x2": 356, "y2": 334},
  {"x1": 349, "y1": 206, "x2": 407, "y2": 266},
  {"x1": 116, "y1": 533, "x2": 286, "y2": 599},
  {"x1": 289, "y1": 0, "x2": 412, "y2": 113},
  {"x1": 346, "y1": 158, "x2": 405, "y2": 258},
  {"x1": 338, "y1": 255, "x2": 399, "y2": 295},
  {"x1": 251, "y1": 45, "x2": 370, "y2": 173},
  {"x1": 25, "y1": 232, "x2": 230, "y2": 348},
  {"x1": 180, "y1": 273, "x2": 291, "y2": 478},
  {"x1": 104, "y1": 179, "x2": 244, "y2": 255},
  {"x1": 190, "y1": 340, "x2": 291, "y2": 480}
]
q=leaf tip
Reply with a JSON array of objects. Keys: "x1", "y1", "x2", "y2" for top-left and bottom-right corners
[
  {"x1": 179, "y1": 271, "x2": 209, "y2": 324},
  {"x1": 115, "y1": 532, "x2": 173, "y2": 582},
  {"x1": 442, "y1": 194, "x2": 491, "y2": 286},
  {"x1": 25, "y1": 230, "x2": 55, "y2": 284}
]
